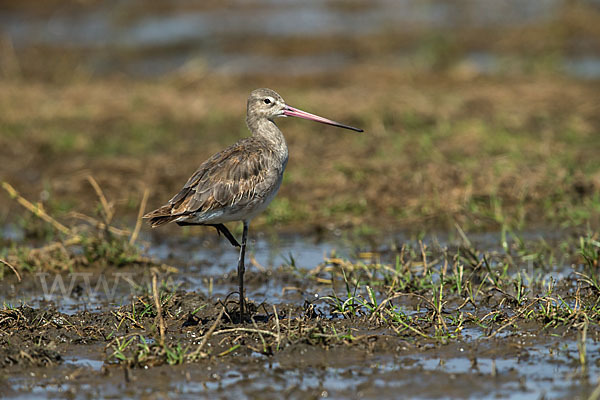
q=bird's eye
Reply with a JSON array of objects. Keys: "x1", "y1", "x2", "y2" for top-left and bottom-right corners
[{"x1": 263, "y1": 98, "x2": 271, "y2": 105}]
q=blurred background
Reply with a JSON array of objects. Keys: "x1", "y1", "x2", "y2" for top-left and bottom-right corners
[
  {"x1": 1, "y1": 0, "x2": 599, "y2": 235},
  {"x1": 2, "y1": 0, "x2": 600, "y2": 79}
]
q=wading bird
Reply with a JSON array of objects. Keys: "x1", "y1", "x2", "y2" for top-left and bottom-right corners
[{"x1": 144, "y1": 88, "x2": 362, "y2": 320}]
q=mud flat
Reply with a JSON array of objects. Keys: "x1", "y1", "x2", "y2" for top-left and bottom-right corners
[{"x1": 1, "y1": 228, "x2": 599, "y2": 399}]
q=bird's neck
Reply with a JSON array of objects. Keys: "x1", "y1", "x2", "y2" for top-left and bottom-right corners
[{"x1": 247, "y1": 118, "x2": 287, "y2": 151}]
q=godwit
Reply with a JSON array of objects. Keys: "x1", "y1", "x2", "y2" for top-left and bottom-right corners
[{"x1": 144, "y1": 88, "x2": 362, "y2": 320}]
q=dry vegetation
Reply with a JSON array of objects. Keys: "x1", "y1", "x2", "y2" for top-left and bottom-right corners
[{"x1": 1, "y1": 68, "x2": 599, "y2": 237}]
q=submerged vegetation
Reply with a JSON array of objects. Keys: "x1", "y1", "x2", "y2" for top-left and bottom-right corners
[
  {"x1": 97, "y1": 226, "x2": 600, "y2": 369},
  {"x1": 1, "y1": 223, "x2": 599, "y2": 398}
]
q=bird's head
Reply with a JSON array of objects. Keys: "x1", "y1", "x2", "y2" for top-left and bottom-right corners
[
  {"x1": 247, "y1": 88, "x2": 363, "y2": 132},
  {"x1": 247, "y1": 88, "x2": 287, "y2": 122}
]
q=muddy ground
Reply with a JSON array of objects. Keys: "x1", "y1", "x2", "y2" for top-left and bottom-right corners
[
  {"x1": 1, "y1": 226, "x2": 600, "y2": 399},
  {"x1": 0, "y1": 290, "x2": 595, "y2": 399}
]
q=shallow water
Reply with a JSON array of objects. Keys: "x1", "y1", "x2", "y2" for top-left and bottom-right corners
[
  {"x1": 0, "y1": 232, "x2": 347, "y2": 314},
  {"x1": 0, "y1": 228, "x2": 575, "y2": 314},
  {"x1": 2, "y1": 229, "x2": 599, "y2": 399},
  {"x1": 5, "y1": 333, "x2": 599, "y2": 399}
]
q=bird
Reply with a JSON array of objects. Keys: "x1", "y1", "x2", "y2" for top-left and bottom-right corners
[{"x1": 143, "y1": 88, "x2": 363, "y2": 321}]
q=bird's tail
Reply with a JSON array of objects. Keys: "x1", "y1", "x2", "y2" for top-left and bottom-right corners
[{"x1": 143, "y1": 205, "x2": 179, "y2": 228}]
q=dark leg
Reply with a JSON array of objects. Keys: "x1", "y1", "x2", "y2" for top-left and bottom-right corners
[
  {"x1": 175, "y1": 222, "x2": 241, "y2": 247},
  {"x1": 237, "y1": 220, "x2": 249, "y2": 321},
  {"x1": 212, "y1": 224, "x2": 241, "y2": 248}
]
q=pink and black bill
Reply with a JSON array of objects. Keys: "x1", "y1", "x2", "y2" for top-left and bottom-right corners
[{"x1": 283, "y1": 105, "x2": 363, "y2": 132}]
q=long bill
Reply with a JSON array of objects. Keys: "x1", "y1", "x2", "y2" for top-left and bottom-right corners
[{"x1": 283, "y1": 105, "x2": 363, "y2": 132}]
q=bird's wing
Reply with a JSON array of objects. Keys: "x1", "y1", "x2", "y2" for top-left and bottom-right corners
[{"x1": 145, "y1": 138, "x2": 270, "y2": 221}]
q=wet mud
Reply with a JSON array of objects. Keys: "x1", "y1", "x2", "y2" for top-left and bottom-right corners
[{"x1": 1, "y1": 231, "x2": 600, "y2": 399}]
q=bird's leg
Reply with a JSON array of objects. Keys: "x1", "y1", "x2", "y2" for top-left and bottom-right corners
[
  {"x1": 175, "y1": 222, "x2": 241, "y2": 247},
  {"x1": 237, "y1": 220, "x2": 249, "y2": 322},
  {"x1": 212, "y1": 224, "x2": 241, "y2": 247}
]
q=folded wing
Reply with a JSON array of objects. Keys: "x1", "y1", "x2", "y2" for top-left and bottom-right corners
[{"x1": 143, "y1": 138, "x2": 269, "y2": 227}]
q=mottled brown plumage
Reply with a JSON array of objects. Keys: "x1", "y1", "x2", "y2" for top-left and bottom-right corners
[
  {"x1": 143, "y1": 88, "x2": 362, "y2": 321},
  {"x1": 144, "y1": 137, "x2": 282, "y2": 227}
]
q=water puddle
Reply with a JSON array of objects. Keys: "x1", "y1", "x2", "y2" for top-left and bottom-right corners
[
  {"x1": 64, "y1": 356, "x2": 104, "y2": 372},
  {"x1": 0, "y1": 229, "x2": 580, "y2": 314},
  {"x1": 2, "y1": 229, "x2": 598, "y2": 399},
  {"x1": 8, "y1": 335, "x2": 596, "y2": 400},
  {"x1": 1, "y1": 232, "x2": 351, "y2": 313}
]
